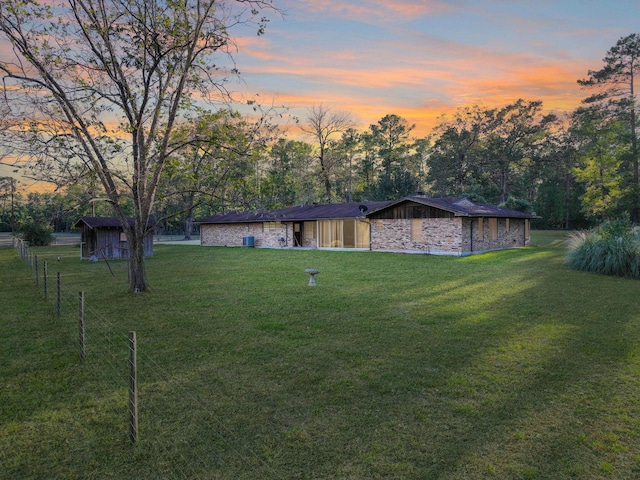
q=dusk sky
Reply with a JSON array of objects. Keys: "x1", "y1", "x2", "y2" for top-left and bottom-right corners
[
  {"x1": 229, "y1": 0, "x2": 639, "y2": 136},
  {"x1": 1, "y1": 0, "x2": 638, "y2": 188}
]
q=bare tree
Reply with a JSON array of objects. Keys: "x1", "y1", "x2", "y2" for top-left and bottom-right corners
[
  {"x1": 158, "y1": 109, "x2": 276, "y2": 238},
  {"x1": 0, "y1": 0, "x2": 277, "y2": 292},
  {"x1": 301, "y1": 105, "x2": 353, "y2": 202}
]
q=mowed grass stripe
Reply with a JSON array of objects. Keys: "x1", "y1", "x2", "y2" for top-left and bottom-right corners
[{"x1": 2, "y1": 232, "x2": 640, "y2": 479}]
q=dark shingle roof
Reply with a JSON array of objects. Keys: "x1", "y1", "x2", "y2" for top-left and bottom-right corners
[
  {"x1": 196, "y1": 201, "x2": 391, "y2": 224},
  {"x1": 367, "y1": 196, "x2": 540, "y2": 219},
  {"x1": 196, "y1": 197, "x2": 539, "y2": 225},
  {"x1": 274, "y1": 201, "x2": 391, "y2": 221},
  {"x1": 74, "y1": 217, "x2": 142, "y2": 228},
  {"x1": 75, "y1": 217, "x2": 126, "y2": 228},
  {"x1": 194, "y1": 211, "x2": 274, "y2": 224}
]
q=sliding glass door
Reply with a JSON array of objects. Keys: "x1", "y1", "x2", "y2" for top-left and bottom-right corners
[{"x1": 318, "y1": 219, "x2": 369, "y2": 248}]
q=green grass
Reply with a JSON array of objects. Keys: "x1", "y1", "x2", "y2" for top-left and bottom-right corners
[{"x1": 2, "y1": 232, "x2": 640, "y2": 479}]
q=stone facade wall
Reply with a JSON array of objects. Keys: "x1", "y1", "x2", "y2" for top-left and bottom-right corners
[
  {"x1": 370, "y1": 218, "x2": 464, "y2": 254},
  {"x1": 201, "y1": 217, "x2": 530, "y2": 254},
  {"x1": 371, "y1": 217, "x2": 530, "y2": 255},
  {"x1": 460, "y1": 217, "x2": 529, "y2": 253},
  {"x1": 201, "y1": 222, "x2": 288, "y2": 248}
]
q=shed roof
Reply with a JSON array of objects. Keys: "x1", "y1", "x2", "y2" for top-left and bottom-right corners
[
  {"x1": 74, "y1": 217, "x2": 137, "y2": 229},
  {"x1": 367, "y1": 196, "x2": 540, "y2": 219}
]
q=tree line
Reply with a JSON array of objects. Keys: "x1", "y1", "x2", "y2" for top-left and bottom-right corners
[
  {"x1": 5, "y1": 53, "x2": 640, "y2": 236},
  {"x1": 0, "y1": 0, "x2": 637, "y2": 291}
]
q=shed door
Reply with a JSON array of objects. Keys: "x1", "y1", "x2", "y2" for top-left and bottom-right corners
[{"x1": 83, "y1": 228, "x2": 97, "y2": 258}]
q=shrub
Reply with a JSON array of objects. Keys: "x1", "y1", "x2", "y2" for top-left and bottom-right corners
[
  {"x1": 462, "y1": 193, "x2": 488, "y2": 204},
  {"x1": 19, "y1": 222, "x2": 54, "y2": 246},
  {"x1": 565, "y1": 220, "x2": 640, "y2": 279},
  {"x1": 500, "y1": 196, "x2": 533, "y2": 213}
]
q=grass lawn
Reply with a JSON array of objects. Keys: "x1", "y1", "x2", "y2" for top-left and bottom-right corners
[{"x1": 2, "y1": 231, "x2": 640, "y2": 479}]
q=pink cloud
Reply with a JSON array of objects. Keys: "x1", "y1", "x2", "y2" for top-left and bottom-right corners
[{"x1": 281, "y1": 0, "x2": 450, "y2": 22}]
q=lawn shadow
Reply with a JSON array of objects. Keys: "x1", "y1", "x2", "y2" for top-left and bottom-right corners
[{"x1": 390, "y1": 246, "x2": 640, "y2": 478}]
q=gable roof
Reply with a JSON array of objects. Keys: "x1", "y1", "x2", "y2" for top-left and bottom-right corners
[
  {"x1": 73, "y1": 216, "x2": 157, "y2": 229},
  {"x1": 75, "y1": 217, "x2": 129, "y2": 229},
  {"x1": 196, "y1": 197, "x2": 539, "y2": 225},
  {"x1": 367, "y1": 196, "x2": 540, "y2": 219}
]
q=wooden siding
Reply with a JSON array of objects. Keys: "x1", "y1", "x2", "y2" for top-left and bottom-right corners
[
  {"x1": 368, "y1": 201, "x2": 454, "y2": 220},
  {"x1": 80, "y1": 225, "x2": 153, "y2": 259}
]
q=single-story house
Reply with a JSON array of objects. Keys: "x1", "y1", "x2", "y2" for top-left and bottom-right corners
[
  {"x1": 74, "y1": 217, "x2": 154, "y2": 260},
  {"x1": 196, "y1": 196, "x2": 539, "y2": 256}
]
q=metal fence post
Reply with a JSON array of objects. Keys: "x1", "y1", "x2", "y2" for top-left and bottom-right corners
[
  {"x1": 56, "y1": 272, "x2": 61, "y2": 316},
  {"x1": 79, "y1": 292, "x2": 86, "y2": 360},
  {"x1": 129, "y1": 331, "x2": 138, "y2": 443},
  {"x1": 43, "y1": 261, "x2": 48, "y2": 299}
]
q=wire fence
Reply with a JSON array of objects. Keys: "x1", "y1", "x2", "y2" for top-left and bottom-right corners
[{"x1": 12, "y1": 238, "x2": 277, "y2": 479}]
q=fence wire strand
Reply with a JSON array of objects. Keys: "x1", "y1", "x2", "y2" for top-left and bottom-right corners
[{"x1": 12, "y1": 239, "x2": 277, "y2": 479}]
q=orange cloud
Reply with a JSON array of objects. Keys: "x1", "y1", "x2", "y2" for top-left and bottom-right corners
[
  {"x1": 271, "y1": 4, "x2": 632, "y2": 111},
  {"x1": 229, "y1": 0, "x2": 629, "y2": 141},
  {"x1": 241, "y1": 46, "x2": 593, "y2": 138}
]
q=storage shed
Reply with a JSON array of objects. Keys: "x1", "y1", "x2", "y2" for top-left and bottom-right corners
[{"x1": 74, "y1": 217, "x2": 154, "y2": 260}]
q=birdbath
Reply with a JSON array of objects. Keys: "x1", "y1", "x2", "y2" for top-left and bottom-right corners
[{"x1": 305, "y1": 268, "x2": 319, "y2": 286}]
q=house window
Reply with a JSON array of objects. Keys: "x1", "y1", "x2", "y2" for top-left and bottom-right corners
[
  {"x1": 477, "y1": 218, "x2": 484, "y2": 240},
  {"x1": 304, "y1": 222, "x2": 316, "y2": 241},
  {"x1": 489, "y1": 218, "x2": 498, "y2": 240},
  {"x1": 263, "y1": 222, "x2": 278, "y2": 232},
  {"x1": 525, "y1": 219, "x2": 530, "y2": 239},
  {"x1": 119, "y1": 232, "x2": 127, "y2": 242},
  {"x1": 411, "y1": 218, "x2": 422, "y2": 241},
  {"x1": 376, "y1": 219, "x2": 384, "y2": 231}
]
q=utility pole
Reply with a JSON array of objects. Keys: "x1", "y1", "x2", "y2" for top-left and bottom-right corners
[{"x1": 10, "y1": 177, "x2": 15, "y2": 237}]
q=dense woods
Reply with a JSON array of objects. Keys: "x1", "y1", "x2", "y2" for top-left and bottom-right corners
[{"x1": 1, "y1": 29, "x2": 639, "y2": 238}]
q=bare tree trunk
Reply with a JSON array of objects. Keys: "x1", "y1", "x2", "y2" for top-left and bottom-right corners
[
  {"x1": 302, "y1": 105, "x2": 353, "y2": 204},
  {"x1": 319, "y1": 157, "x2": 332, "y2": 202},
  {"x1": 128, "y1": 229, "x2": 148, "y2": 293},
  {"x1": 184, "y1": 212, "x2": 194, "y2": 240}
]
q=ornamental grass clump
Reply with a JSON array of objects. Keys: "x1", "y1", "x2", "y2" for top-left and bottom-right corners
[{"x1": 565, "y1": 220, "x2": 640, "y2": 279}]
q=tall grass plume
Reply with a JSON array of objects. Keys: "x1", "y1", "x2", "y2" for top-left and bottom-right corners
[{"x1": 565, "y1": 220, "x2": 640, "y2": 279}]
